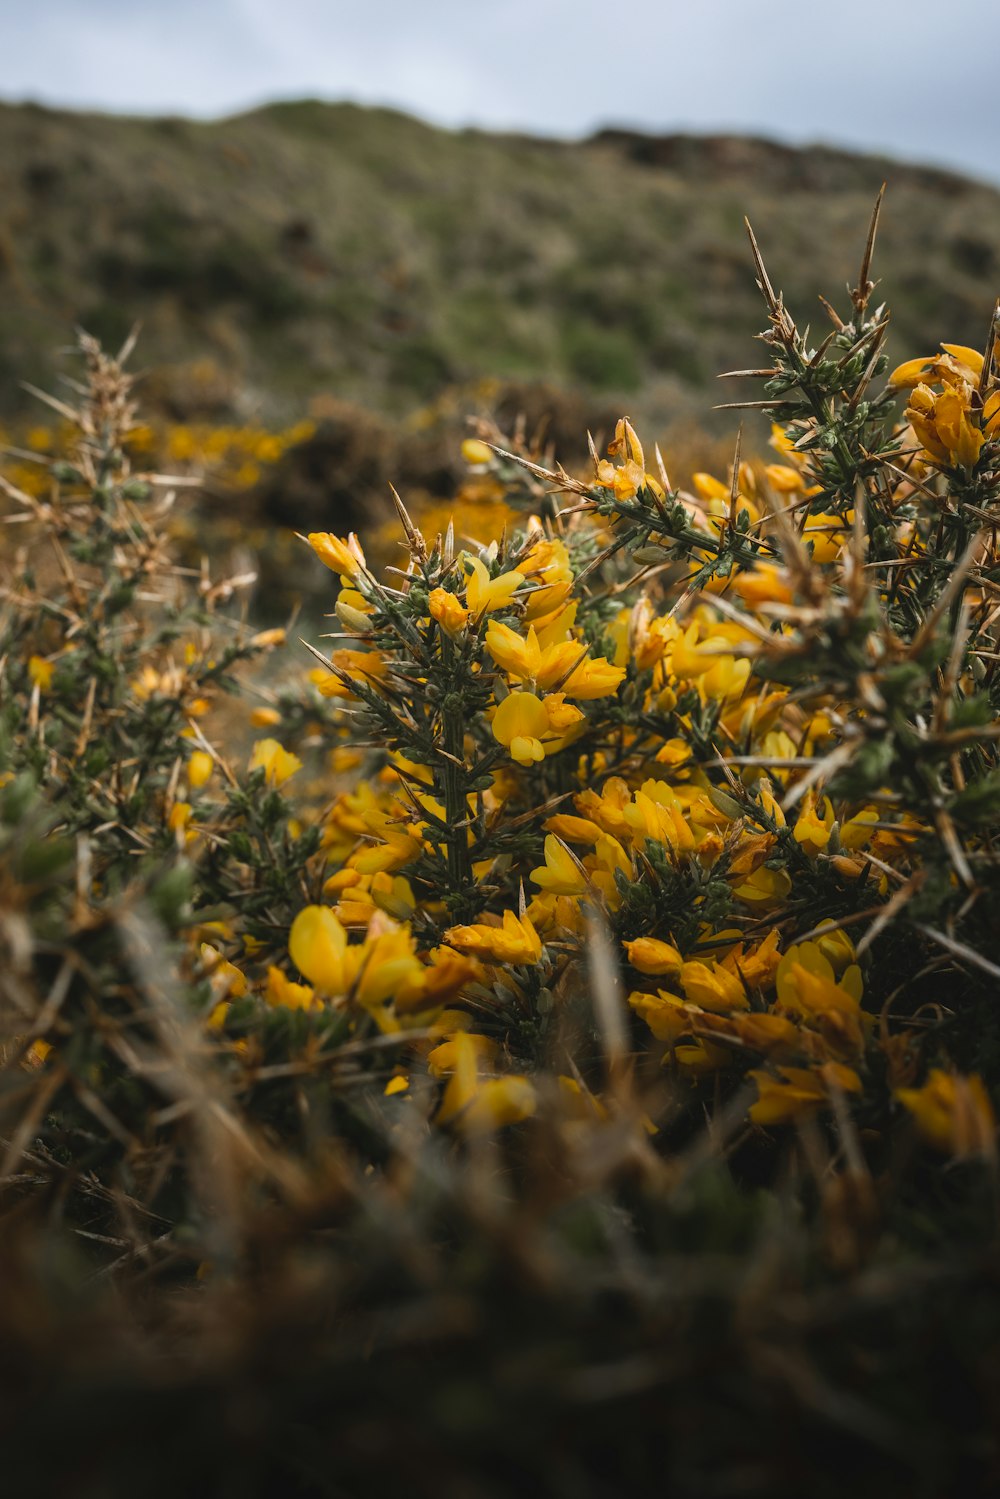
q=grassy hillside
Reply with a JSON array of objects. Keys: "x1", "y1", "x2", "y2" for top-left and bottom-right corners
[{"x1": 2, "y1": 98, "x2": 999, "y2": 429}]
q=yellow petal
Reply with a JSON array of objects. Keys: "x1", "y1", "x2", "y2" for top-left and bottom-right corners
[
  {"x1": 289, "y1": 905, "x2": 348, "y2": 993},
  {"x1": 941, "y1": 344, "x2": 985, "y2": 379},
  {"x1": 888, "y1": 355, "x2": 935, "y2": 388},
  {"x1": 188, "y1": 750, "x2": 214, "y2": 789}
]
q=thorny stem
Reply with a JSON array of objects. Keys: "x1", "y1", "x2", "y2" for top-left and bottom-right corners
[{"x1": 439, "y1": 637, "x2": 473, "y2": 900}]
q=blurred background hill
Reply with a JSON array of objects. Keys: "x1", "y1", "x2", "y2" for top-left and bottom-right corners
[
  {"x1": 3, "y1": 98, "x2": 999, "y2": 430},
  {"x1": 3, "y1": 96, "x2": 1000, "y2": 582}
]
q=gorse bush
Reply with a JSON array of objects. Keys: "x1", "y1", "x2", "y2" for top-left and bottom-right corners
[
  {"x1": 1, "y1": 201, "x2": 1000, "y2": 1497},
  {"x1": 274, "y1": 203, "x2": 1000, "y2": 1152}
]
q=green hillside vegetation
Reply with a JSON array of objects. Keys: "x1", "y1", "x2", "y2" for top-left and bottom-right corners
[{"x1": 2, "y1": 98, "x2": 999, "y2": 429}]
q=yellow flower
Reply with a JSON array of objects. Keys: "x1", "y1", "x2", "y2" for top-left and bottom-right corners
[
  {"x1": 540, "y1": 692, "x2": 586, "y2": 736},
  {"x1": 131, "y1": 664, "x2": 175, "y2": 700},
  {"x1": 369, "y1": 872, "x2": 417, "y2": 921},
  {"x1": 518, "y1": 536, "x2": 574, "y2": 621},
  {"x1": 754, "y1": 780, "x2": 787, "y2": 828},
  {"x1": 896, "y1": 1069, "x2": 996, "y2": 1158},
  {"x1": 627, "y1": 988, "x2": 689, "y2": 1042},
  {"x1": 728, "y1": 1011, "x2": 801, "y2": 1055},
  {"x1": 731, "y1": 564, "x2": 794, "y2": 607},
  {"x1": 26, "y1": 1038, "x2": 53, "y2": 1067},
  {"x1": 485, "y1": 619, "x2": 580, "y2": 689},
  {"x1": 187, "y1": 750, "x2": 214, "y2": 789},
  {"x1": 266, "y1": 965, "x2": 317, "y2": 1011},
  {"x1": 889, "y1": 344, "x2": 983, "y2": 389},
  {"x1": 594, "y1": 418, "x2": 663, "y2": 503},
  {"x1": 168, "y1": 800, "x2": 193, "y2": 834},
  {"x1": 575, "y1": 778, "x2": 631, "y2": 838},
  {"x1": 669, "y1": 623, "x2": 732, "y2": 681},
  {"x1": 889, "y1": 346, "x2": 992, "y2": 468},
  {"x1": 314, "y1": 650, "x2": 388, "y2": 699},
  {"x1": 792, "y1": 792, "x2": 836, "y2": 858},
  {"x1": 839, "y1": 806, "x2": 878, "y2": 851},
  {"x1": 678, "y1": 960, "x2": 748, "y2": 1014},
  {"x1": 543, "y1": 813, "x2": 603, "y2": 845},
  {"x1": 622, "y1": 786, "x2": 694, "y2": 852},
  {"x1": 589, "y1": 836, "x2": 632, "y2": 906},
  {"x1": 483, "y1": 619, "x2": 536, "y2": 677},
  {"x1": 463, "y1": 555, "x2": 524, "y2": 615},
  {"x1": 984, "y1": 389, "x2": 1000, "y2": 440},
  {"x1": 888, "y1": 354, "x2": 937, "y2": 388},
  {"x1": 692, "y1": 472, "x2": 731, "y2": 505},
  {"x1": 673, "y1": 1039, "x2": 734, "y2": 1074},
  {"x1": 345, "y1": 800, "x2": 423, "y2": 873},
  {"x1": 307, "y1": 530, "x2": 366, "y2": 578},
  {"x1": 731, "y1": 864, "x2": 793, "y2": 906},
  {"x1": 931, "y1": 385, "x2": 984, "y2": 467},
  {"x1": 250, "y1": 705, "x2": 282, "y2": 728},
  {"x1": 454, "y1": 1076, "x2": 538, "y2": 1132},
  {"x1": 624, "y1": 937, "x2": 683, "y2": 976},
  {"x1": 700, "y1": 655, "x2": 750, "y2": 703},
  {"x1": 28, "y1": 655, "x2": 54, "y2": 691},
  {"x1": 435, "y1": 1033, "x2": 536, "y2": 1133},
  {"x1": 287, "y1": 907, "x2": 430, "y2": 1023},
  {"x1": 522, "y1": 580, "x2": 573, "y2": 625},
  {"x1": 750, "y1": 1062, "x2": 862, "y2": 1125},
  {"x1": 354, "y1": 923, "x2": 427, "y2": 1012},
  {"x1": 427, "y1": 1032, "x2": 500, "y2": 1076},
  {"x1": 560, "y1": 654, "x2": 626, "y2": 700},
  {"x1": 289, "y1": 905, "x2": 348, "y2": 993},
  {"x1": 428, "y1": 587, "x2": 470, "y2": 636},
  {"x1": 813, "y1": 928, "x2": 858, "y2": 975},
  {"x1": 626, "y1": 600, "x2": 678, "y2": 669},
  {"x1": 350, "y1": 838, "x2": 420, "y2": 877},
  {"x1": 461, "y1": 437, "x2": 494, "y2": 466},
  {"x1": 654, "y1": 737, "x2": 691, "y2": 768},
  {"x1": 775, "y1": 942, "x2": 866, "y2": 1059},
  {"x1": 611, "y1": 417, "x2": 645, "y2": 470},
  {"x1": 769, "y1": 423, "x2": 796, "y2": 456},
  {"x1": 249, "y1": 737, "x2": 302, "y2": 787},
  {"x1": 325, "y1": 863, "x2": 364, "y2": 893},
  {"x1": 764, "y1": 463, "x2": 807, "y2": 494},
  {"x1": 695, "y1": 480, "x2": 763, "y2": 538},
  {"x1": 249, "y1": 627, "x2": 286, "y2": 649},
  {"x1": 531, "y1": 834, "x2": 588, "y2": 896},
  {"x1": 444, "y1": 909, "x2": 543, "y2": 965},
  {"x1": 491, "y1": 691, "x2": 549, "y2": 764},
  {"x1": 730, "y1": 928, "x2": 782, "y2": 990},
  {"x1": 331, "y1": 745, "x2": 363, "y2": 774},
  {"x1": 422, "y1": 946, "x2": 478, "y2": 1004},
  {"x1": 200, "y1": 943, "x2": 248, "y2": 1002}
]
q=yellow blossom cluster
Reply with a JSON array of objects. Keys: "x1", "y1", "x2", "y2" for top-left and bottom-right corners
[
  {"x1": 265, "y1": 394, "x2": 998, "y2": 1153},
  {"x1": 890, "y1": 344, "x2": 1000, "y2": 469},
  {"x1": 149, "y1": 417, "x2": 316, "y2": 491},
  {"x1": 11, "y1": 315, "x2": 999, "y2": 1168},
  {"x1": 0, "y1": 416, "x2": 315, "y2": 502}
]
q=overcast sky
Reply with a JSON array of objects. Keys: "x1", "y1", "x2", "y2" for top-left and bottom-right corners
[{"x1": 2, "y1": 0, "x2": 997, "y2": 182}]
